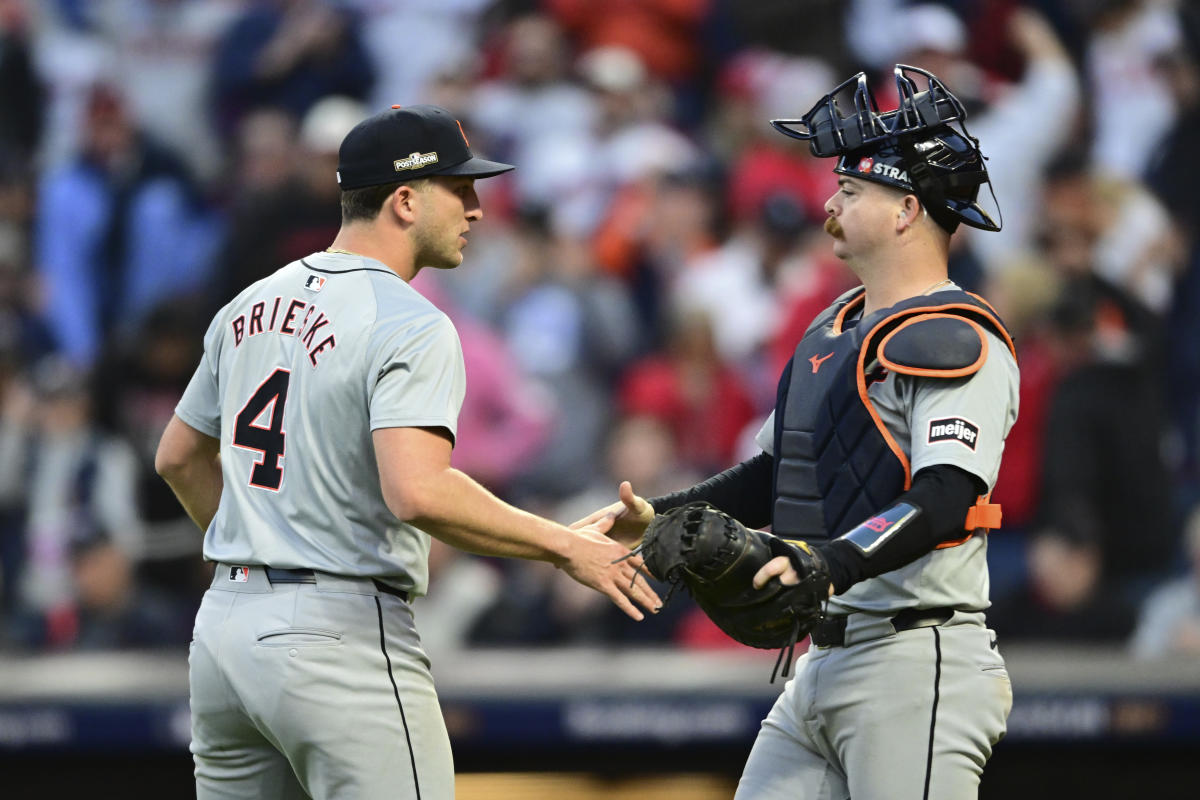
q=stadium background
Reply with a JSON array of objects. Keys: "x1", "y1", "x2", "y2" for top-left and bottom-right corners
[{"x1": 2, "y1": 0, "x2": 1199, "y2": 797}]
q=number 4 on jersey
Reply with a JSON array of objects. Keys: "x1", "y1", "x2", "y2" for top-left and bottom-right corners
[{"x1": 233, "y1": 368, "x2": 290, "y2": 491}]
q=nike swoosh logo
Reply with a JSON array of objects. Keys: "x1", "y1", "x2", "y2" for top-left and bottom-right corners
[{"x1": 809, "y1": 352, "x2": 835, "y2": 373}]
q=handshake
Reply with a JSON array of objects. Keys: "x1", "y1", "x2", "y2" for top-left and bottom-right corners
[{"x1": 573, "y1": 482, "x2": 831, "y2": 666}]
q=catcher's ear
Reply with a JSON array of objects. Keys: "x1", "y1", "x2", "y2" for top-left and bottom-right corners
[{"x1": 897, "y1": 195, "x2": 922, "y2": 229}]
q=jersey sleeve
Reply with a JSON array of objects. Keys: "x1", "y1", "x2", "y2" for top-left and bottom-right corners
[
  {"x1": 175, "y1": 311, "x2": 224, "y2": 438},
  {"x1": 905, "y1": 331, "x2": 1019, "y2": 491},
  {"x1": 367, "y1": 309, "x2": 466, "y2": 439},
  {"x1": 755, "y1": 412, "x2": 775, "y2": 455}
]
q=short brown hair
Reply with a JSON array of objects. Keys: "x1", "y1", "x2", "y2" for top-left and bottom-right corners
[
  {"x1": 339, "y1": 178, "x2": 433, "y2": 223},
  {"x1": 340, "y1": 181, "x2": 400, "y2": 223}
]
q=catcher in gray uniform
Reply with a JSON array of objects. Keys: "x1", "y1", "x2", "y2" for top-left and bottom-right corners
[
  {"x1": 154, "y1": 104, "x2": 661, "y2": 800},
  {"x1": 585, "y1": 66, "x2": 1018, "y2": 798}
]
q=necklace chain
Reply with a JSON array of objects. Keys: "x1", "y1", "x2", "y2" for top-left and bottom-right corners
[
  {"x1": 326, "y1": 247, "x2": 359, "y2": 256},
  {"x1": 921, "y1": 278, "x2": 952, "y2": 295}
]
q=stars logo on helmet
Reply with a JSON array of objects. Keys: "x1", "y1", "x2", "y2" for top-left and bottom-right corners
[{"x1": 857, "y1": 157, "x2": 874, "y2": 173}]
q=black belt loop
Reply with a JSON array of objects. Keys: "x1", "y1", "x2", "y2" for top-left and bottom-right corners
[
  {"x1": 265, "y1": 567, "x2": 316, "y2": 584},
  {"x1": 891, "y1": 606, "x2": 954, "y2": 632},
  {"x1": 810, "y1": 607, "x2": 955, "y2": 648},
  {"x1": 810, "y1": 615, "x2": 848, "y2": 648},
  {"x1": 372, "y1": 579, "x2": 411, "y2": 603},
  {"x1": 262, "y1": 567, "x2": 411, "y2": 603}
]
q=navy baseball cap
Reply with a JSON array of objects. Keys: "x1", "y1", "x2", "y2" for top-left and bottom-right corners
[{"x1": 336, "y1": 104, "x2": 514, "y2": 190}]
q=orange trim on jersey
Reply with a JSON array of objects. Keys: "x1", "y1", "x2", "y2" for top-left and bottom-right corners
[
  {"x1": 877, "y1": 314, "x2": 989, "y2": 379},
  {"x1": 856, "y1": 324, "x2": 913, "y2": 491},
  {"x1": 833, "y1": 289, "x2": 866, "y2": 335}
]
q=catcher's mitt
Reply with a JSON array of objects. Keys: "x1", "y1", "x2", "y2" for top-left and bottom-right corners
[{"x1": 629, "y1": 502, "x2": 830, "y2": 680}]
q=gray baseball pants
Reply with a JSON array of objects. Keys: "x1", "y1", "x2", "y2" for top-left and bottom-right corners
[
  {"x1": 189, "y1": 565, "x2": 453, "y2": 799},
  {"x1": 736, "y1": 614, "x2": 1012, "y2": 799}
]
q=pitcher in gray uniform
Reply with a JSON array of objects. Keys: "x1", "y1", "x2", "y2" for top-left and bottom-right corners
[
  {"x1": 154, "y1": 104, "x2": 661, "y2": 800},
  {"x1": 583, "y1": 66, "x2": 1018, "y2": 798}
]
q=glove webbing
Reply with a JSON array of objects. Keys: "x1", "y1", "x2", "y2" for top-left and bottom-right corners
[
  {"x1": 621, "y1": 533, "x2": 822, "y2": 683},
  {"x1": 615, "y1": 542, "x2": 682, "y2": 599}
]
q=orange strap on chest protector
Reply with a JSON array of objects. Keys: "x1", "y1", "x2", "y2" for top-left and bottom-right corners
[{"x1": 935, "y1": 495, "x2": 1001, "y2": 550}]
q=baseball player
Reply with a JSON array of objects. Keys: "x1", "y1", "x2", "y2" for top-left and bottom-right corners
[
  {"x1": 154, "y1": 104, "x2": 661, "y2": 800},
  {"x1": 586, "y1": 66, "x2": 1018, "y2": 798}
]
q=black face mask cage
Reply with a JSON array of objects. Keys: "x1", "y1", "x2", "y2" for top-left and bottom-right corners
[
  {"x1": 773, "y1": 64, "x2": 1002, "y2": 233},
  {"x1": 771, "y1": 65, "x2": 969, "y2": 159}
]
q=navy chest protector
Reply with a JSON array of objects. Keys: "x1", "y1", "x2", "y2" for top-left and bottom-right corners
[{"x1": 771, "y1": 287, "x2": 1014, "y2": 542}]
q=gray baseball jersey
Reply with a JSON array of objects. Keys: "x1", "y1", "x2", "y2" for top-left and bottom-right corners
[
  {"x1": 755, "y1": 325, "x2": 1020, "y2": 615},
  {"x1": 739, "y1": 287, "x2": 1018, "y2": 800},
  {"x1": 181, "y1": 251, "x2": 464, "y2": 800},
  {"x1": 176, "y1": 250, "x2": 466, "y2": 596}
]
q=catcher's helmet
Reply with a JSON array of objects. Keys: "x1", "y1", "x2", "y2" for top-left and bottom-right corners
[{"x1": 770, "y1": 65, "x2": 1000, "y2": 234}]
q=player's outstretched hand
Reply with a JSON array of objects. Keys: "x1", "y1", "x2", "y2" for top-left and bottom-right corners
[
  {"x1": 569, "y1": 481, "x2": 656, "y2": 548},
  {"x1": 561, "y1": 514, "x2": 662, "y2": 621}
]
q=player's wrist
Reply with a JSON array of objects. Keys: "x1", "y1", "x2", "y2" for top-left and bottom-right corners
[
  {"x1": 545, "y1": 525, "x2": 577, "y2": 569},
  {"x1": 813, "y1": 539, "x2": 866, "y2": 595}
]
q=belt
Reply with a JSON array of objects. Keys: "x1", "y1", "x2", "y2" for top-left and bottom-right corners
[
  {"x1": 264, "y1": 567, "x2": 411, "y2": 603},
  {"x1": 809, "y1": 606, "x2": 955, "y2": 648}
]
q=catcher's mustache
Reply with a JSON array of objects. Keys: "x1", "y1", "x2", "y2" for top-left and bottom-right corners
[{"x1": 824, "y1": 217, "x2": 844, "y2": 239}]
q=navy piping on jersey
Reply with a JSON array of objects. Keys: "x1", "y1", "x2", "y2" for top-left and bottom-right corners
[
  {"x1": 376, "y1": 596, "x2": 421, "y2": 799},
  {"x1": 300, "y1": 257, "x2": 402, "y2": 279},
  {"x1": 922, "y1": 628, "x2": 943, "y2": 800}
]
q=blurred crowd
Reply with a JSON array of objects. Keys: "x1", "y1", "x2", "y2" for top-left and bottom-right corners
[{"x1": 1, "y1": 0, "x2": 1200, "y2": 661}]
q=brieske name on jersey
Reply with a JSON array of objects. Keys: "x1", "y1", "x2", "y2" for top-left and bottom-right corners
[{"x1": 230, "y1": 297, "x2": 337, "y2": 367}]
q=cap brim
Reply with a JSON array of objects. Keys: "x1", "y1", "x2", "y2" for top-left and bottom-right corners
[{"x1": 438, "y1": 156, "x2": 515, "y2": 179}]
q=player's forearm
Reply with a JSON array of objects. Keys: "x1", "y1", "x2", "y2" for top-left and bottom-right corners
[
  {"x1": 648, "y1": 452, "x2": 775, "y2": 527},
  {"x1": 392, "y1": 466, "x2": 572, "y2": 564},
  {"x1": 156, "y1": 415, "x2": 223, "y2": 531},
  {"x1": 816, "y1": 464, "x2": 982, "y2": 593},
  {"x1": 160, "y1": 456, "x2": 224, "y2": 531}
]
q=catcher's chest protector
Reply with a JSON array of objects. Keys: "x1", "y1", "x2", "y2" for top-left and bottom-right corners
[{"x1": 772, "y1": 287, "x2": 1012, "y2": 540}]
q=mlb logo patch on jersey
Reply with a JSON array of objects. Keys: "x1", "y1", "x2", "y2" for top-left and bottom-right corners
[
  {"x1": 304, "y1": 274, "x2": 326, "y2": 292},
  {"x1": 229, "y1": 566, "x2": 250, "y2": 583},
  {"x1": 927, "y1": 416, "x2": 979, "y2": 450}
]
